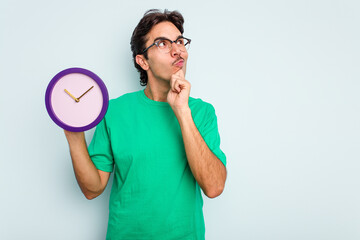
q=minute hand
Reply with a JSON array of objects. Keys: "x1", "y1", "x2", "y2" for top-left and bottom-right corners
[{"x1": 77, "y1": 86, "x2": 94, "y2": 101}]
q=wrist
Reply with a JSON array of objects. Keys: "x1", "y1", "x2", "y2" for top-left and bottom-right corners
[
  {"x1": 174, "y1": 107, "x2": 192, "y2": 124},
  {"x1": 64, "y1": 130, "x2": 85, "y2": 144},
  {"x1": 173, "y1": 106, "x2": 191, "y2": 116}
]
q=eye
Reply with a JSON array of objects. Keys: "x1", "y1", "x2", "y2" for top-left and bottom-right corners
[
  {"x1": 157, "y1": 40, "x2": 168, "y2": 48},
  {"x1": 176, "y1": 38, "x2": 184, "y2": 45}
]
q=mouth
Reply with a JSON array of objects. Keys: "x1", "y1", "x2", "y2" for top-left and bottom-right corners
[{"x1": 173, "y1": 58, "x2": 184, "y2": 68}]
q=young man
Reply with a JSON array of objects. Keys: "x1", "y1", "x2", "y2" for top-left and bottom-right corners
[{"x1": 64, "y1": 9, "x2": 227, "y2": 240}]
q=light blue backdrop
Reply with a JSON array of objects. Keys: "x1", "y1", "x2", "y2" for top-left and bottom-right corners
[{"x1": 1, "y1": 0, "x2": 359, "y2": 239}]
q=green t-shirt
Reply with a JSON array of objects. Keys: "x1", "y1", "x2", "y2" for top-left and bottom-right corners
[{"x1": 88, "y1": 89, "x2": 226, "y2": 240}]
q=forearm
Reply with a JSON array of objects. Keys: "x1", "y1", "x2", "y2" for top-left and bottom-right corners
[
  {"x1": 64, "y1": 131, "x2": 103, "y2": 198},
  {"x1": 175, "y1": 108, "x2": 227, "y2": 198}
]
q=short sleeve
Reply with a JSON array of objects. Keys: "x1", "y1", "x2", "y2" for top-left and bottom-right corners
[
  {"x1": 198, "y1": 104, "x2": 227, "y2": 167},
  {"x1": 88, "y1": 117, "x2": 114, "y2": 172}
]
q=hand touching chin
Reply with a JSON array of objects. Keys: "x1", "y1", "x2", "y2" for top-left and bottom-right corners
[{"x1": 167, "y1": 69, "x2": 191, "y2": 114}]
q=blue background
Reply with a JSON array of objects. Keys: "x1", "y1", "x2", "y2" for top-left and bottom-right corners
[{"x1": 0, "y1": 0, "x2": 359, "y2": 239}]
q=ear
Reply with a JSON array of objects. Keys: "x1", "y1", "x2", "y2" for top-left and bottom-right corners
[{"x1": 136, "y1": 55, "x2": 149, "y2": 71}]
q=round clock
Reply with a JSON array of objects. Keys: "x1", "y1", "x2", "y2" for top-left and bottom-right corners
[{"x1": 45, "y1": 67, "x2": 109, "y2": 132}]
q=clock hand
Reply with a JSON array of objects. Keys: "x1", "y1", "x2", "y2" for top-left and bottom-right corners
[
  {"x1": 77, "y1": 86, "x2": 94, "y2": 101},
  {"x1": 64, "y1": 89, "x2": 79, "y2": 102}
]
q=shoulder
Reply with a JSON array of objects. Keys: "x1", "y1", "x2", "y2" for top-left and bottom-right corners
[
  {"x1": 189, "y1": 96, "x2": 216, "y2": 116},
  {"x1": 105, "y1": 90, "x2": 140, "y2": 118},
  {"x1": 188, "y1": 96, "x2": 217, "y2": 127},
  {"x1": 108, "y1": 90, "x2": 142, "y2": 109},
  {"x1": 109, "y1": 90, "x2": 139, "y2": 106}
]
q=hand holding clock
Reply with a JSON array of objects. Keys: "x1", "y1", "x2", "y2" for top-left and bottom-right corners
[{"x1": 45, "y1": 68, "x2": 110, "y2": 201}]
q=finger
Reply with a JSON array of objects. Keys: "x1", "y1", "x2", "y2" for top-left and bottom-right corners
[
  {"x1": 170, "y1": 76, "x2": 176, "y2": 91},
  {"x1": 172, "y1": 80, "x2": 180, "y2": 93},
  {"x1": 176, "y1": 82, "x2": 181, "y2": 93},
  {"x1": 176, "y1": 79, "x2": 188, "y2": 88},
  {"x1": 171, "y1": 75, "x2": 181, "y2": 90},
  {"x1": 174, "y1": 68, "x2": 184, "y2": 78},
  {"x1": 178, "y1": 68, "x2": 185, "y2": 78}
]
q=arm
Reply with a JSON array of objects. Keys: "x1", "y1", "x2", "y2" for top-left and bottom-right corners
[
  {"x1": 175, "y1": 108, "x2": 227, "y2": 198},
  {"x1": 64, "y1": 130, "x2": 110, "y2": 200},
  {"x1": 167, "y1": 69, "x2": 227, "y2": 198}
]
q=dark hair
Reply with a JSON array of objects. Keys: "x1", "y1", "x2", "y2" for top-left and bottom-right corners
[{"x1": 130, "y1": 9, "x2": 185, "y2": 86}]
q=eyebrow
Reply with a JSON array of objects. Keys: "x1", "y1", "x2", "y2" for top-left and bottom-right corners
[{"x1": 153, "y1": 35, "x2": 183, "y2": 42}]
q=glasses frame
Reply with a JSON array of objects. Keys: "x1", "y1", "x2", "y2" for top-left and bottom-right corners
[{"x1": 142, "y1": 36, "x2": 191, "y2": 54}]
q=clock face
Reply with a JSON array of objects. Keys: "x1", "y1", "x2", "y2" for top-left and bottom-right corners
[{"x1": 45, "y1": 68, "x2": 109, "y2": 132}]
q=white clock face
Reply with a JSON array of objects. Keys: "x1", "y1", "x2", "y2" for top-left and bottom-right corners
[{"x1": 50, "y1": 73, "x2": 104, "y2": 128}]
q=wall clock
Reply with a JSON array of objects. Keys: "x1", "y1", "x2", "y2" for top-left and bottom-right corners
[{"x1": 45, "y1": 67, "x2": 109, "y2": 132}]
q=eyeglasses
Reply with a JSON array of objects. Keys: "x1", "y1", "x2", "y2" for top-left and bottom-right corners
[{"x1": 142, "y1": 36, "x2": 191, "y2": 54}]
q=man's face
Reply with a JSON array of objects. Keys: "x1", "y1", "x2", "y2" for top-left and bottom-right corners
[{"x1": 142, "y1": 21, "x2": 188, "y2": 82}]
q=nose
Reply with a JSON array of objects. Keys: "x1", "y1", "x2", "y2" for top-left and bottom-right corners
[{"x1": 170, "y1": 42, "x2": 181, "y2": 57}]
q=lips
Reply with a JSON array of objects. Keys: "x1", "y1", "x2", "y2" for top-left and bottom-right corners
[{"x1": 174, "y1": 59, "x2": 184, "y2": 67}]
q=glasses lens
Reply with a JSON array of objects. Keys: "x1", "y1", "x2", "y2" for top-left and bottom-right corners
[
  {"x1": 184, "y1": 38, "x2": 190, "y2": 50},
  {"x1": 156, "y1": 39, "x2": 172, "y2": 53},
  {"x1": 175, "y1": 38, "x2": 190, "y2": 51},
  {"x1": 156, "y1": 38, "x2": 191, "y2": 53}
]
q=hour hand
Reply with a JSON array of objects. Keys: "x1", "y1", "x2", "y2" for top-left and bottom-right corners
[{"x1": 64, "y1": 89, "x2": 79, "y2": 102}]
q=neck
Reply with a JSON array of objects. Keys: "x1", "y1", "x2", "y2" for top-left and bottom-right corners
[{"x1": 144, "y1": 79, "x2": 170, "y2": 102}]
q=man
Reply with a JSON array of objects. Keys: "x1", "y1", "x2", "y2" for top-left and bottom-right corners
[{"x1": 64, "y1": 9, "x2": 227, "y2": 240}]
